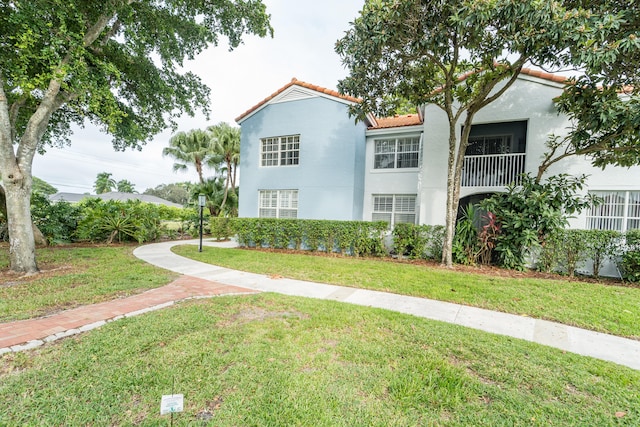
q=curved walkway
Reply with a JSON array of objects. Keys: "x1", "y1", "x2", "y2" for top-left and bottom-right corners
[
  {"x1": 133, "y1": 239, "x2": 640, "y2": 371},
  {"x1": 2, "y1": 239, "x2": 639, "y2": 372}
]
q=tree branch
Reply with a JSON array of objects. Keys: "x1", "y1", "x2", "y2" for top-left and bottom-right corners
[
  {"x1": 476, "y1": 60, "x2": 526, "y2": 109},
  {"x1": 0, "y1": 75, "x2": 17, "y2": 168}
]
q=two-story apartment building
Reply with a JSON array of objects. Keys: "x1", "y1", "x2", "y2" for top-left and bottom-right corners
[{"x1": 235, "y1": 70, "x2": 640, "y2": 234}]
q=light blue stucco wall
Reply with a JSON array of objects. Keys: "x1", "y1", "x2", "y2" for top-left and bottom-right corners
[{"x1": 238, "y1": 96, "x2": 367, "y2": 220}]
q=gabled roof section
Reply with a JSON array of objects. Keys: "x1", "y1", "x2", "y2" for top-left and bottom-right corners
[
  {"x1": 368, "y1": 113, "x2": 423, "y2": 130},
  {"x1": 235, "y1": 78, "x2": 362, "y2": 123}
]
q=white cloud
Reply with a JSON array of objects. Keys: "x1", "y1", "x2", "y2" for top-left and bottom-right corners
[{"x1": 34, "y1": 0, "x2": 364, "y2": 194}]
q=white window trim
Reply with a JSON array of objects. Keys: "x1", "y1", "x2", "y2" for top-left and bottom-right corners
[
  {"x1": 258, "y1": 189, "x2": 299, "y2": 218},
  {"x1": 371, "y1": 194, "x2": 417, "y2": 226},
  {"x1": 260, "y1": 135, "x2": 300, "y2": 167},
  {"x1": 373, "y1": 136, "x2": 420, "y2": 170},
  {"x1": 586, "y1": 190, "x2": 640, "y2": 232}
]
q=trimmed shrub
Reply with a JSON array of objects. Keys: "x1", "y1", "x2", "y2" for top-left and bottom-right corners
[
  {"x1": 392, "y1": 223, "x2": 444, "y2": 260},
  {"x1": 619, "y1": 230, "x2": 640, "y2": 282},
  {"x1": 230, "y1": 218, "x2": 388, "y2": 256},
  {"x1": 210, "y1": 217, "x2": 232, "y2": 241}
]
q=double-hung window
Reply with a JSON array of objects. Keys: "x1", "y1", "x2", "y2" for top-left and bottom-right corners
[
  {"x1": 374, "y1": 137, "x2": 420, "y2": 169},
  {"x1": 259, "y1": 190, "x2": 298, "y2": 218},
  {"x1": 261, "y1": 135, "x2": 300, "y2": 167},
  {"x1": 586, "y1": 191, "x2": 640, "y2": 232},
  {"x1": 372, "y1": 194, "x2": 417, "y2": 226}
]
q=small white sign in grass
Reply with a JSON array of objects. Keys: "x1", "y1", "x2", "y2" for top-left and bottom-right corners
[{"x1": 160, "y1": 394, "x2": 184, "y2": 415}]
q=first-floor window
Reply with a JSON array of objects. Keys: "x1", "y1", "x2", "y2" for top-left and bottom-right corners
[
  {"x1": 259, "y1": 190, "x2": 298, "y2": 218},
  {"x1": 587, "y1": 191, "x2": 640, "y2": 232},
  {"x1": 372, "y1": 194, "x2": 416, "y2": 226}
]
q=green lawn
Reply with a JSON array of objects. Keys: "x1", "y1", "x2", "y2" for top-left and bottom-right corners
[
  {"x1": 0, "y1": 245, "x2": 177, "y2": 322},
  {"x1": 1, "y1": 294, "x2": 639, "y2": 426},
  {"x1": 173, "y1": 245, "x2": 640, "y2": 339}
]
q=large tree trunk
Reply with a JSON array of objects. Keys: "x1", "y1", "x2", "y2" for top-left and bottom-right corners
[
  {"x1": 441, "y1": 111, "x2": 475, "y2": 267},
  {"x1": 442, "y1": 114, "x2": 458, "y2": 267},
  {"x1": 3, "y1": 169, "x2": 38, "y2": 273},
  {"x1": 0, "y1": 185, "x2": 48, "y2": 247}
]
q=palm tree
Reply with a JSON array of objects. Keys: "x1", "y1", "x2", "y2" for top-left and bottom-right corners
[
  {"x1": 208, "y1": 122, "x2": 240, "y2": 215},
  {"x1": 163, "y1": 129, "x2": 218, "y2": 184},
  {"x1": 116, "y1": 179, "x2": 137, "y2": 193},
  {"x1": 94, "y1": 172, "x2": 116, "y2": 194},
  {"x1": 190, "y1": 177, "x2": 226, "y2": 216}
]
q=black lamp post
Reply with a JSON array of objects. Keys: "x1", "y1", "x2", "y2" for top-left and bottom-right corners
[{"x1": 198, "y1": 194, "x2": 206, "y2": 252}]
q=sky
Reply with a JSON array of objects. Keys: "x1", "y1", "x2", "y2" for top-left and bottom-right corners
[{"x1": 32, "y1": 0, "x2": 365, "y2": 194}]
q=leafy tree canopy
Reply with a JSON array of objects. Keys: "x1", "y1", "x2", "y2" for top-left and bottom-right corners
[
  {"x1": 337, "y1": 0, "x2": 640, "y2": 169},
  {"x1": 0, "y1": 0, "x2": 271, "y2": 272},
  {"x1": 0, "y1": 0, "x2": 273, "y2": 152},
  {"x1": 94, "y1": 172, "x2": 116, "y2": 194},
  {"x1": 32, "y1": 177, "x2": 58, "y2": 196},
  {"x1": 143, "y1": 182, "x2": 191, "y2": 205},
  {"x1": 116, "y1": 179, "x2": 136, "y2": 193}
]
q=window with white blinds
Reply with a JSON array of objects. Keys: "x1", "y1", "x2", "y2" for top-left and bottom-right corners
[
  {"x1": 259, "y1": 190, "x2": 298, "y2": 218},
  {"x1": 372, "y1": 194, "x2": 416, "y2": 226},
  {"x1": 586, "y1": 191, "x2": 640, "y2": 232}
]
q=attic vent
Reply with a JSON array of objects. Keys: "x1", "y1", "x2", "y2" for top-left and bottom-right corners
[{"x1": 274, "y1": 88, "x2": 316, "y2": 103}]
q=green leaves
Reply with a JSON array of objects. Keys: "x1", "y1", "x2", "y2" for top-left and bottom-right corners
[
  {"x1": 231, "y1": 218, "x2": 388, "y2": 257},
  {"x1": 480, "y1": 174, "x2": 595, "y2": 270},
  {"x1": 1, "y1": 0, "x2": 272, "y2": 150}
]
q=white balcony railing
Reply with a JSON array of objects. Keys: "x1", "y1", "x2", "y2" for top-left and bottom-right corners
[{"x1": 461, "y1": 153, "x2": 526, "y2": 187}]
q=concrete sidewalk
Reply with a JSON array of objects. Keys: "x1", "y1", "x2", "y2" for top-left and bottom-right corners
[{"x1": 134, "y1": 239, "x2": 640, "y2": 371}]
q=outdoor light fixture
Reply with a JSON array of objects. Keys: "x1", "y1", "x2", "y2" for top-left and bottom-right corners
[{"x1": 198, "y1": 194, "x2": 206, "y2": 252}]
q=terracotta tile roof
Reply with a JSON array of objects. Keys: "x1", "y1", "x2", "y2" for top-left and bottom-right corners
[
  {"x1": 519, "y1": 67, "x2": 571, "y2": 84},
  {"x1": 235, "y1": 68, "x2": 572, "y2": 126},
  {"x1": 235, "y1": 78, "x2": 361, "y2": 123},
  {"x1": 368, "y1": 113, "x2": 423, "y2": 129}
]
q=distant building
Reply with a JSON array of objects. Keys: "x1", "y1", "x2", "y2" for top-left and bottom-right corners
[{"x1": 49, "y1": 192, "x2": 183, "y2": 208}]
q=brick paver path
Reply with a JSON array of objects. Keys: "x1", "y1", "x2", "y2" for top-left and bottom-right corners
[{"x1": 0, "y1": 275, "x2": 255, "y2": 352}]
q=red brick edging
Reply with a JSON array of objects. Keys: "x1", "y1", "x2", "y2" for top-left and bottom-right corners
[{"x1": 0, "y1": 275, "x2": 255, "y2": 353}]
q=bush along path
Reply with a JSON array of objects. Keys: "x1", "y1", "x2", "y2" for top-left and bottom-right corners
[{"x1": 133, "y1": 240, "x2": 640, "y2": 371}]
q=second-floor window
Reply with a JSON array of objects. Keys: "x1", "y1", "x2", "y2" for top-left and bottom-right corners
[
  {"x1": 374, "y1": 137, "x2": 420, "y2": 169},
  {"x1": 261, "y1": 135, "x2": 300, "y2": 167}
]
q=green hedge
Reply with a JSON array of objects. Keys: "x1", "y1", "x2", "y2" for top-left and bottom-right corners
[
  {"x1": 392, "y1": 223, "x2": 444, "y2": 260},
  {"x1": 619, "y1": 230, "x2": 640, "y2": 282},
  {"x1": 230, "y1": 218, "x2": 389, "y2": 257},
  {"x1": 537, "y1": 229, "x2": 631, "y2": 279}
]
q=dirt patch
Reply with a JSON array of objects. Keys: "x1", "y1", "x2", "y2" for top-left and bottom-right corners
[{"x1": 1, "y1": 264, "x2": 76, "y2": 287}]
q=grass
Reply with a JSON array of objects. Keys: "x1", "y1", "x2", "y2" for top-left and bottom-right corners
[
  {"x1": 1, "y1": 294, "x2": 638, "y2": 425},
  {"x1": 0, "y1": 244, "x2": 177, "y2": 322},
  {"x1": 172, "y1": 245, "x2": 640, "y2": 339}
]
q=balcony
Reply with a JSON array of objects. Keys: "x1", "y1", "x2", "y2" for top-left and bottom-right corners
[{"x1": 461, "y1": 153, "x2": 526, "y2": 187}]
